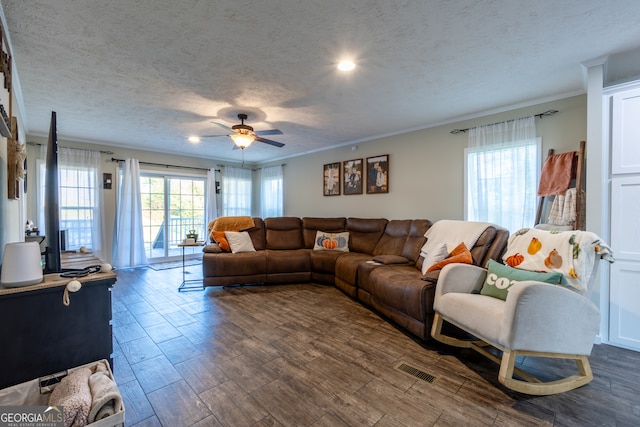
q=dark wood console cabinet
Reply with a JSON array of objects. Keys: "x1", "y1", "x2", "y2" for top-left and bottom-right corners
[{"x1": 0, "y1": 272, "x2": 116, "y2": 389}]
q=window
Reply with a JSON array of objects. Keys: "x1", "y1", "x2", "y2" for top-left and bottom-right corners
[
  {"x1": 465, "y1": 116, "x2": 540, "y2": 233},
  {"x1": 59, "y1": 166, "x2": 97, "y2": 249},
  {"x1": 222, "y1": 166, "x2": 252, "y2": 216}
]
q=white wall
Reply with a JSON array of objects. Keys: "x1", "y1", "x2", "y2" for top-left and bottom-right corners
[{"x1": 278, "y1": 95, "x2": 587, "y2": 221}]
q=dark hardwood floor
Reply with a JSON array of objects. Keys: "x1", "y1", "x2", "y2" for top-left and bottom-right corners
[{"x1": 111, "y1": 264, "x2": 640, "y2": 426}]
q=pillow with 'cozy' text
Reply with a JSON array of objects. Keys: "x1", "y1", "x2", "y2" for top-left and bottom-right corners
[{"x1": 480, "y1": 259, "x2": 563, "y2": 300}]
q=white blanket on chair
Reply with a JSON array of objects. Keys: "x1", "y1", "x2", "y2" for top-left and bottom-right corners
[
  {"x1": 420, "y1": 220, "x2": 493, "y2": 274},
  {"x1": 503, "y1": 228, "x2": 614, "y2": 292}
]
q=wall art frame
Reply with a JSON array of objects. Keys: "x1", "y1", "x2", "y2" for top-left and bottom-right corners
[
  {"x1": 323, "y1": 162, "x2": 341, "y2": 196},
  {"x1": 366, "y1": 154, "x2": 389, "y2": 194},
  {"x1": 343, "y1": 158, "x2": 363, "y2": 195}
]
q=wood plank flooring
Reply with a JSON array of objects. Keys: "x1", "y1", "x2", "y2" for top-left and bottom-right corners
[{"x1": 111, "y1": 265, "x2": 640, "y2": 426}]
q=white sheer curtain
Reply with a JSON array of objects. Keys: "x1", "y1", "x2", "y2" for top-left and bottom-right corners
[
  {"x1": 36, "y1": 146, "x2": 105, "y2": 259},
  {"x1": 112, "y1": 159, "x2": 147, "y2": 268},
  {"x1": 205, "y1": 168, "x2": 218, "y2": 238},
  {"x1": 259, "y1": 165, "x2": 283, "y2": 218},
  {"x1": 466, "y1": 116, "x2": 539, "y2": 232},
  {"x1": 59, "y1": 147, "x2": 105, "y2": 260},
  {"x1": 222, "y1": 166, "x2": 252, "y2": 216}
]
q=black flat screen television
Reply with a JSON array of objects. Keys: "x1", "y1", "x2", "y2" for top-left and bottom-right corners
[{"x1": 44, "y1": 111, "x2": 61, "y2": 273}]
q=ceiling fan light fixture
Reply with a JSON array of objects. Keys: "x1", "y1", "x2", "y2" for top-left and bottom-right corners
[{"x1": 230, "y1": 131, "x2": 255, "y2": 149}]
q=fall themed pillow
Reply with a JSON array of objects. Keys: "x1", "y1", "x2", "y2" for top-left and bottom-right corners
[
  {"x1": 426, "y1": 242, "x2": 473, "y2": 273},
  {"x1": 313, "y1": 231, "x2": 349, "y2": 252}
]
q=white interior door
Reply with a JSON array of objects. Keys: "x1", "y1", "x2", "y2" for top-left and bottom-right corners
[{"x1": 609, "y1": 175, "x2": 640, "y2": 351}]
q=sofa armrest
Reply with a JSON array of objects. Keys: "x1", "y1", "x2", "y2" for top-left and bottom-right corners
[
  {"x1": 203, "y1": 243, "x2": 223, "y2": 253},
  {"x1": 498, "y1": 281, "x2": 600, "y2": 354}
]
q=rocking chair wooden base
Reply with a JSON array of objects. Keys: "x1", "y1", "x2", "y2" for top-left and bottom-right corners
[{"x1": 431, "y1": 312, "x2": 594, "y2": 396}]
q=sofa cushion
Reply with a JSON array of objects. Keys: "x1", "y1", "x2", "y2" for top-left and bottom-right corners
[
  {"x1": 313, "y1": 231, "x2": 349, "y2": 252},
  {"x1": 246, "y1": 217, "x2": 266, "y2": 251},
  {"x1": 372, "y1": 219, "x2": 412, "y2": 256},
  {"x1": 401, "y1": 220, "x2": 431, "y2": 263},
  {"x1": 265, "y1": 249, "x2": 311, "y2": 274},
  {"x1": 346, "y1": 218, "x2": 388, "y2": 254},
  {"x1": 309, "y1": 250, "x2": 343, "y2": 275},
  {"x1": 203, "y1": 243, "x2": 223, "y2": 253},
  {"x1": 302, "y1": 217, "x2": 346, "y2": 248},
  {"x1": 265, "y1": 217, "x2": 304, "y2": 250},
  {"x1": 368, "y1": 265, "x2": 432, "y2": 322},
  {"x1": 480, "y1": 259, "x2": 563, "y2": 300}
]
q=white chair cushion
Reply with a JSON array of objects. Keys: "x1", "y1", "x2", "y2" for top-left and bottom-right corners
[{"x1": 437, "y1": 293, "x2": 505, "y2": 343}]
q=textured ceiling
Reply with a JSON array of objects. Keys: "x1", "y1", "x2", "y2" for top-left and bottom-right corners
[{"x1": 2, "y1": 1, "x2": 640, "y2": 164}]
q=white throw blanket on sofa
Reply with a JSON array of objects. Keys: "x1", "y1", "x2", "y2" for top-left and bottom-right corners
[{"x1": 420, "y1": 220, "x2": 493, "y2": 274}]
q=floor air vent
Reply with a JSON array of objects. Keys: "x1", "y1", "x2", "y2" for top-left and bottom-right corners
[{"x1": 396, "y1": 362, "x2": 437, "y2": 383}]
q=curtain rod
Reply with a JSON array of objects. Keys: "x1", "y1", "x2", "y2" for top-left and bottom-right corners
[
  {"x1": 450, "y1": 109, "x2": 558, "y2": 134},
  {"x1": 111, "y1": 157, "x2": 215, "y2": 172},
  {"x1": 27, "y1": 141, "x2": 114, "y2": 155}
]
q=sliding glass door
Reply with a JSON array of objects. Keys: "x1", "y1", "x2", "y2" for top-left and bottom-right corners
[{"x1": 140, "y1": 174, "x2": 206, "y2": 262}]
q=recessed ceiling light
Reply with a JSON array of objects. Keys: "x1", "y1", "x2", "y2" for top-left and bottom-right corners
[
  {"x1": 337, "y1": 61, "x2": 356, "y2": 71},
  {"x1": 188, "y1": 136, "x2": 200, "y2": 143}
]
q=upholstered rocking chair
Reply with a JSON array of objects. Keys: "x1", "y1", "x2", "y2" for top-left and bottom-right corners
[{"x1": 431, "y1": 228, "x2": 613, "y2": 395}]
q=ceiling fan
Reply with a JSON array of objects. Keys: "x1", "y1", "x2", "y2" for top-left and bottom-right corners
[{"x1": 203, "y1": 113, "x2": 285, "y2": 149}]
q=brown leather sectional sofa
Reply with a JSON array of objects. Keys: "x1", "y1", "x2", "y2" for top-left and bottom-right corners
[{"x1": 203, "y1": 217, "x2": 509, "y2": 341}]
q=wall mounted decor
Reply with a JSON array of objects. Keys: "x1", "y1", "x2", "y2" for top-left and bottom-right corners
[
  {"x1": 323, "y1": 162, "x2": 341, "y2": 196},
  {"x1": 343, "y1": 158, "x2": 363, "y2": 195},
  {"x1": 366, "y1": 154, "x2": 389, "y2": 194}
]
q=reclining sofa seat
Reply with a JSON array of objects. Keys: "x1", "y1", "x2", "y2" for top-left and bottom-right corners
[
  {"x1": 264, "y1": 217, "x2": 311, "y2": 284},
  {"x1": 364, "y1": 225, "x2": 509, "y2": 340},
  {"x1": 302, "y1": 217, "x2": 348, "y2": 284},
  {"x1": 334, "y1": 218, "x2": 390, "y2": 297},
  {"x1": 202, "y1": 217, "x2": 266, "y2": 287}
]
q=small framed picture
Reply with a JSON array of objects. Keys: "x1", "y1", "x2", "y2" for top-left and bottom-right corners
[
  {"x1": 366, "y1": 154, "x2": 389, "y2": 194},
  {"x1": 343, "y1": 158, "x2": 363, "y2": 195},
  {"x1": 323, "y1": 162, "x2": 341, "y2": 196}
]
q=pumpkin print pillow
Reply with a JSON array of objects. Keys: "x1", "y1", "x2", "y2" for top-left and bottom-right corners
[{"x1": 313, "y1": 231, "x2": 349, "y2": 252}]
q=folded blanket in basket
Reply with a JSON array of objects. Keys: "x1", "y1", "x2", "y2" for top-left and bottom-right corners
[
  {"x1": 48, "y1": 367, "x2": 92, "y2": 427},
  {"x1": 88, "y1": 362, "x2": 122, "y2": 423}
]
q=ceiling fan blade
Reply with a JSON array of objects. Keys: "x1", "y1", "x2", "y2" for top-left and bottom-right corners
[
  {"x1": 255, "y1": 129, "x2": 283, "y2": 136},
  {"x1": 256, "y1": 136, "x2": 285, "y2": 148},
  {"x1": 210, "y1": 121, "x2": 234, "y2": 132},
  {"x1": 201, "y1": 134, "x2": 229, "y2": 138}
]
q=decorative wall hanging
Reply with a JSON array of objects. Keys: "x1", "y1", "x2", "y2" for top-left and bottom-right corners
[
  {"x1": 323, "y1": 162, "x2": 341, "y2": 196},
  {"x1": 366, "y1": 155, "x2": 389, "y2": 194},
  {"x1": 343, "y1": 158, "x2": 363, "y2": 195}
]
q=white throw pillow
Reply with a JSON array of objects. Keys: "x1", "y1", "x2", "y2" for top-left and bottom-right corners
[
  {"x1": 420, "y1": 241, "x2": 449, "y2": 275},
  {"x1": 313, "y1": 231, "x2": 349, "y2": 252},
  {"x1": 225, "y1": 231, "x2": 256, "y2": 253}
]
